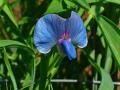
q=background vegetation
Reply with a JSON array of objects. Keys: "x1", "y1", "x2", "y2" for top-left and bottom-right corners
[{"x1": 0, "y1": 0, "x2": 120, "y2": 90}]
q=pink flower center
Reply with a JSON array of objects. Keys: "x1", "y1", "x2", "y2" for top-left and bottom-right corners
[
  {"x1": 62, "y1": 32, "x2": 69, "y2": 40},
  {"x1": 58, "y1": 32, "x2": 71, "y2": 44}
]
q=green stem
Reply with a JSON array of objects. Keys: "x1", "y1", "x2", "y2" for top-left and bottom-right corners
[
  {"x1": 3, "y1": 48, "x2": 18, "y2": 90},
  {"x1": 29, "y1": 58, "x2": 36, "y2": 90}
]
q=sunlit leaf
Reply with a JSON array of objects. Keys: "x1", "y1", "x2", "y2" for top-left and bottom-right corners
[
  {"x1": 44, "y1": 0, "x2": 65, "y2": 14},
  {"x1": 96, "y1": 16, "x2": 120, "y2": 67},
  {"x1": 64, "y1": 0, "x2": 77, "y2": 9},
  {"x1": 0, "y1": 40, "x2": 25, "y2": 47},
  {"x1": 84, "y1": 51, "x2": 114, "y2": 90},
  {"x1": 89, "y1": 5, "x2": 104, "y2": 17},
  {"x1": 86, "y1": 0, "x2": 99, "y2": 3},
  {"x1": 0, "y1": 0, "x2": 4, "y2": 7},
  {"x1": 104, "y1": 47, "x2": 112, "y2": 73},
  {"x1": 99, "y1": 68, "x2": 114, "y2": 90},
  {"x1": 2, "y1": 2, "x2": 18, "y2": 28},
  {"x1": 87, "y1": 0, "x2": 120, "y2": 4},
  {"x1": 0, "y1": 40, "x2": 34, "y2": 54},
  {"x1": 73, "y1": 0, "x2": 90, "y2": 10},
  {"x1": 105, "y1": 0, "x2": 120, "y2": 5}
]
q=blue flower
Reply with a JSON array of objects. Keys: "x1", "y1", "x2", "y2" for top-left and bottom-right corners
[{"x1": 34, "y1": 11, "x2": 88, "y2": 60}]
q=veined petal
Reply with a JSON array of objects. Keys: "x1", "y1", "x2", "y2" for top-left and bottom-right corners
[
  {"x1": 65, "y1": 11, "x2": 88, "y2": 48},
  {"x1": 34, "y1": 14, "x2": 65, "y2": 53},
  {"x1": 60, "y1": 40, "x2": 76, "y2": 60}
]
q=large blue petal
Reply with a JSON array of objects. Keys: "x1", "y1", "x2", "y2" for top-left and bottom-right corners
[
  {"x1": 65, "y1": 11, "x2": 88, "y2": 48},
  {"x1": 34, "y1": 14, "x2": 65, "y2": 53}
]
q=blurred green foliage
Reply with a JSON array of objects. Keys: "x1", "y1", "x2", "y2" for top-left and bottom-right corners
[{"x1": 0, "y1": 0, "x2": 120, "y2": 90}]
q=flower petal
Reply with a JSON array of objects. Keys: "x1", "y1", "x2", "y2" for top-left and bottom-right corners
[
  {"x1": 60, "y1": 40, "x2": 76, "y2": 60},
  {"x1": 34, "y1": 14, "x2": 65, "y2": 53},
  {"x1": 65, "y1": 11, "x2": 88, "y2": 48}
]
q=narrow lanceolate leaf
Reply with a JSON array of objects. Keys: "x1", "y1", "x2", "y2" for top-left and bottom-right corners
[
  {"x1": 86, "y1": 0, "x2": 120, "y2": 5},
  {"x1": 73, "y1": 0, "x2": 90, "y2": 10},
  {"x1": 85, "y1": 52, "x2": 114, "y2": 90},
  {"x1": 99, "y1": 68, "x2": 114, "y2": 90},
  {"x1": 44, "y1": 0, "x2": 65, "y2": 14},
  {"x1": 3, "y1": 48, "x2": 18, "y2": 90},
  {"x1": 0, "y1": 40, "x2": 34, "y2": 54},
  {"x1": 0, "y1": 40, "x2": 25, "y2": 47},
  {"x1": 105, "y1": 0, "x2": 120, "y2": 5},
  {"x1": 0, "y1": 0, "x2": 4, "y2": 7},
  {"x1": 2, "y1": 3, "x2": 18, "y2": 28},
  {"x1": 96, "y1": 16, "x2": 120, "y2": 67},
  {"x1": 86, "y1": 0, "x2": 99, "y2": 3}
]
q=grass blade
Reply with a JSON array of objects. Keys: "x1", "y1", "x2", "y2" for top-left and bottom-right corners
[{"x1": 3, "y1": 48, "x2": 18, "y2": 90}]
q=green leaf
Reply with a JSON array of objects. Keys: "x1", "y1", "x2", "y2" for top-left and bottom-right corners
[
  {"x1": 0, "y1": 0, "x2": 4, "y2": 7},
  {"x1": 105, "y1": 0, "x2": 120, "y2": 5},
  {"x1": 89, "y1": 5, "x2": 104, "y2": 17},
  {"x1": 0, "y1": 40, "x2": 25, "y2": 47},
  {"x1": 22, "y1": 73, "x2": 32, "y2": 88},
  {"x1": 86, "y1": 0, "x2": 99, "y2": 3},
  {"x1": 96, "y1": 16, "x2": 120, "y2": 67},
  {"x1": 3, "y1": 48, "x2": 18, "y2": 90},
  {"x1": 2, "y1": 3, "x2": 18, "y2": 28},
  {"x1": 0, "y1": 40, "x2": 34, "y2": 54},
  {"x1": 87, "y1": 0, "x2": 120, "y2": 4},
  {"x1": 99, "y1": 68, "x2": 114, "y2": 90},
  {"x1": 21, "y1": 59, "x2": 36, "y2": 90},
  {"x1": 38, "y1": 48, "x2": 63, "y2": 90},
  {"x1": 84, "y1": 51, "x2": 114, "y2": 90},
  {"x1": 64, "y1": 0, "x2": 77, "y2": 9},
  {"x1": 73, "y1": 0, "x2": 90, "y2": 10},
  {"x1": 104, "y1": 47, "x2": 112, "y2": 73},
  {"x1": 18, "y1": 17, "x2": 30, "y2": 25},
  {"x1": 44, "y1": 0, "x2": 65, "y2": 14}
]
